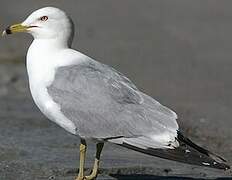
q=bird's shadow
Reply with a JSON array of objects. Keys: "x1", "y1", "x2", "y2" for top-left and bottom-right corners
[{"x1": 109, "y1": 174, "x2": 231, "y2": 180}]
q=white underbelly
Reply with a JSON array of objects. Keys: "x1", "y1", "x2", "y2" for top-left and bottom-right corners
[{"x1": 29, "y1": 80, "x2": 77, "y2": 135}]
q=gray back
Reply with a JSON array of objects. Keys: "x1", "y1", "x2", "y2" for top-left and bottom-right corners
[{"x1": 47, "y1": 60, "x2": 178, "y2": 139}]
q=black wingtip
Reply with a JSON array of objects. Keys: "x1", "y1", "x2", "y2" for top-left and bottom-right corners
[
  {"x1": 177, "y1": 131, "x2": 230, "y2": 170},
  {"x1": 120, "y1": 131, "x2": 230, "y2": 170}
]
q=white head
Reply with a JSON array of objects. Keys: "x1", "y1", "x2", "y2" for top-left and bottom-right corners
[{"x1": 3, "y1": 7, "x2": 74, "y2": 47}]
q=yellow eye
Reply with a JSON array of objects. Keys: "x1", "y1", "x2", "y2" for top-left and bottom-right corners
[{"x1": 40, "y1": 16, "x2": 48, "y2": 21}]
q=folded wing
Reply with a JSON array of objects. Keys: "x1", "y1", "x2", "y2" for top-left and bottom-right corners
[{"x1": 47, "y1": 59, "x2": 178, "y2": 146}]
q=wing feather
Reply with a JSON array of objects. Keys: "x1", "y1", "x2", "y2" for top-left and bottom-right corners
[{"x1": 47, "y1": 60, "x2": 178, "y2": 141}]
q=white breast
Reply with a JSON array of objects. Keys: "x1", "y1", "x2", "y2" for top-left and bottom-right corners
[{"x1": 26, "y1": 40, "x2": 85, "y2": 135}]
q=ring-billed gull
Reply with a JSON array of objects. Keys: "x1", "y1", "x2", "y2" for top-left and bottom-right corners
[{"x1": 2, "y1": 7, "x2": 230, "y2": 180}]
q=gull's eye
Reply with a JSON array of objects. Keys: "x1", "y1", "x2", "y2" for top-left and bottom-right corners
[{"x1": 40, "y1": 16, "x2": 48, "y2": 21}]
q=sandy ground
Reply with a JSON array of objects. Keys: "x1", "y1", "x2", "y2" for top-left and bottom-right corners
[
  {"x1": 0, "y1": 1, "x2": 232, "y2": 179},
  {"x1": 0, "y1": 62, "x2": 231, "y2": 180}
]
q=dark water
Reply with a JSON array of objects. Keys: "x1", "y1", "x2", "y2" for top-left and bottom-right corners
[{"x1": 0, "y1": 1, "x2": 231, "y2": 179}]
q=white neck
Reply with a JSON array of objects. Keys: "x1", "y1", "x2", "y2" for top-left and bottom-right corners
[
  {"x1": 26, "y1": 38, "x2": 71, "y2": 74},
  {"x1": 26, "y1": 38, "x2": 87, "y2": 84},
  {"x1": 30, "y1": 38, "x2": 69, "y2": 52}
]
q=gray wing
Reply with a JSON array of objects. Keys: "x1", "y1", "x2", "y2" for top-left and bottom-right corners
[{"x1": 47, "y1": 60, "x2": 178, "y2": 141}]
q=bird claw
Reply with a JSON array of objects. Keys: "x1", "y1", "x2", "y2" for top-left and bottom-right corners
[
  {"x1": 75, "y1": 176, "x2": 85, "y2": 180},
  {"x1": 75, "y1": 176, "x2": 96, "y2": 180}
]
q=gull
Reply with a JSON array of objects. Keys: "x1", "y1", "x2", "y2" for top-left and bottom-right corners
[{"x1": 3, "y1": 7, "x2": 230, "y2": 180}]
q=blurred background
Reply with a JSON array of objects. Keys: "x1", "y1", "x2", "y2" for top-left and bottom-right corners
[{"x1": 0, "y1": 0, "x2": 231, "y2": 179}]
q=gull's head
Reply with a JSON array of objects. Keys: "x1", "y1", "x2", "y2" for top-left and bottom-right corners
[{"x1": 3, "y1": 7, "x2": 74, "y2": 45}]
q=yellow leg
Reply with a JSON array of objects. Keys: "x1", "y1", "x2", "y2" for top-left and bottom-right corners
[
  {"x1": 75, "y1": 139, "x2": 87, "y2": 180},
  {"x1": 85, "y1": 143, "x2": 104, "y2": 180}
]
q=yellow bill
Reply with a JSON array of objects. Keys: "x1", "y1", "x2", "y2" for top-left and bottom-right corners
[{"x1": 2, "y1": 23, "x2": 29, "y2": 36}]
